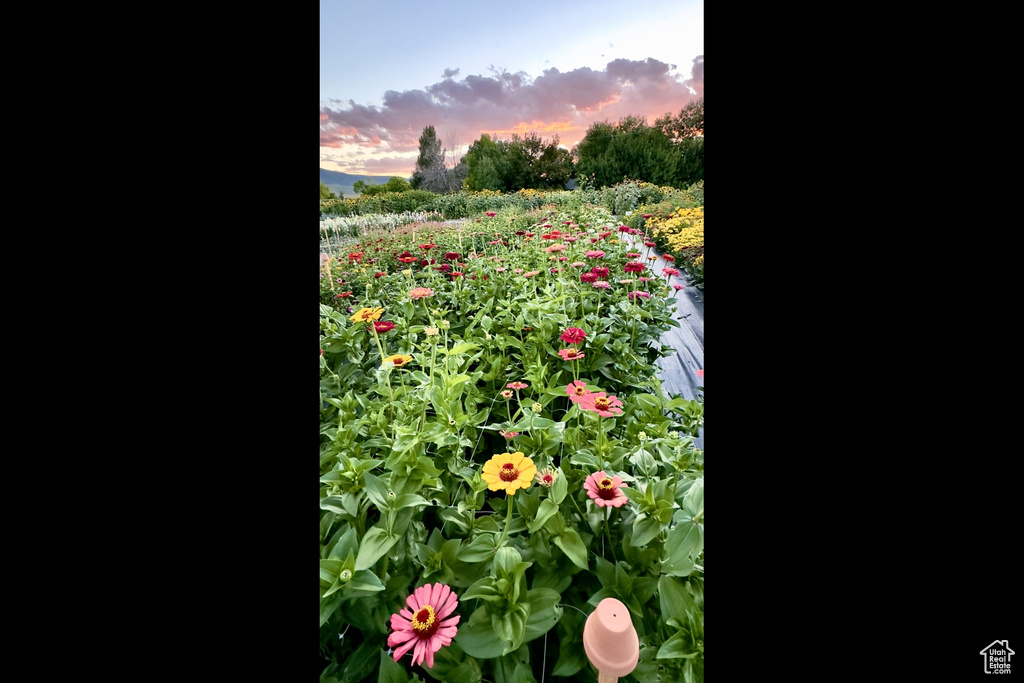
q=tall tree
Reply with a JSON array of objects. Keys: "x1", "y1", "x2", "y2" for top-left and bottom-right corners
[{"x1": 411, "y1": 125, "x2": 446, "y2": 192}]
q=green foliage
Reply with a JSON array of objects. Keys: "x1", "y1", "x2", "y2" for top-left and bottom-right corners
[
  {"x1": 320, "y1": 203, "x2": 705, "y2": 682},
  {"x1": 464, "y1": 132, "x2": 573, "y2": 193},
  {"x1": 321, "y1": 181, "x2": 339, "y2": 200}
]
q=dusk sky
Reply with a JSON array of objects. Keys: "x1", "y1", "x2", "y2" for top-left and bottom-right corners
[{"x1": 319, "y1": 0, "x2": 703, "y2": 178}]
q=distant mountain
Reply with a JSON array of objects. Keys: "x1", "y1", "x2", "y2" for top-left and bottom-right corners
[
  {"x1": 320, "y1": 168, "x2": 401, "y2": 187},
  {"x1": 320, "y1": 168, "x2": 408, "y2": 198}
]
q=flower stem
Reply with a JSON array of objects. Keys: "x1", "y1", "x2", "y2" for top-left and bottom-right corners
[
  {"x1": 496, "y1": 494, "x2": 515, "y2": 548},
  {"x1": 604, "y1": 505, "x2": 618, "y2": 563}
]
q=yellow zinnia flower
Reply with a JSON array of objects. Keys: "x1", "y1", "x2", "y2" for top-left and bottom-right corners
[
  {"x1": 481, "y1": 451, "x2": 536, "y2": 495},
  {"x1": 350, "y1": 307, "x2": 384, "y2": 323},
  {"x1": 382, "y1": 354, "x2": 413, "y2": 367}
]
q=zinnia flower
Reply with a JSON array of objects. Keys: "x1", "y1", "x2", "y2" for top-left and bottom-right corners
[
  {"x1": 558, "y1": 348, "x2": 585, "y2": 361},
  {"x1": 624, "y1": 262, "x2": 646, "y2": 274},
  {"x1": 350, "y1": 307, "x2": 384, "y2": 323},
  {"x1": 383, "y1": 354, "x2": 414, "y2": 367},
  {"x1": 628, "y1": 291, "x2": 651, "y2": 301},
  {"x1": 591, "y1": 266, "x2": 610, "y2": 278},
  {"x1": 444, "y1": 252, "x2": 460, "y2": 261},
  {"x1": 535, "y1": 467, "x2": 558, "y2": 487},
  {"x1": 566, "y1": 380, "x2": 591, "y2": 403},
  {"x1": 644, "y1": 241, "x2": 656, "y2": 248},
  {"x1": 585, "y1": 250, "x2": 606, "y2": 259},
  {"x1": 579, "y1": 392, "x2": 623, "y2": 417},
  {"x1": 481, "y1": 451, "x2": 536, "y2": 495},
  {"x1": 580, "y1": 272, "x2": 599, "y2": 283},
  {"x1": 560, "y1": 327, "x2": 586, "y2": 344},
  {"x1": 399, "y1": 256, "x2": 419, "y2": 264},
  {"x1": 372, "y1": 321, "x2": 396, "y2": 333},
  {"x1": 336, "y1": 291, "x2": 353, "y2": 299},
  {"x1": 424, "y1": 326, "x2": 439, "y2": 337},
  {"x1": 593, "y1": 281, "x2": 610, "y2": 289},
  {"x1": 662, "y1": 267, "x2": 681, "y2": 277},
  {"x1": 409, "y1": 288, "x2": 435, "y2": 299},
  {"x1": 499, "y1": 430, "x2": 519, "y2": 440},
  {"x1": 523, "y1": 270, "x2": 540, "y2": 278},
  {"x1": 672, "y1": 284, "x2": 685, "y2": 291},
  {"x1": 375, "y1": 271, "x2": 387, "y2": 278},
  {"x1": 507, "y1": 382, "x2": 529, "y2": 390},
  {"x1": 387, "y1": 582, "x2": 460, "y2": 668},
  {"x1": 696, "y1": 369, "x2": 704, "y2": 378},
  {"x1": 583, "y1": 471, "x2": 628, "y2": 508},
  {"x1": 500, "y1": 389, "x2": 514, "y2": 400},
  {"x1": 663, "y1": 254, "x2": 676, "y2": 262}
]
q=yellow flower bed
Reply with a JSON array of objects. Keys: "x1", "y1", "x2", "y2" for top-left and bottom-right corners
[{"x1": 650, "y1": 207, "x2": 704, "y2": 253}]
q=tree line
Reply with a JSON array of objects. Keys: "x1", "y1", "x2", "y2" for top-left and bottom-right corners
[{"x1": 335, "y1": 98, "x2": 702, "y2": 197}]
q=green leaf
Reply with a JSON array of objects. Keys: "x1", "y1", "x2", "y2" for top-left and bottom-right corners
[
  {"x1": 355, "y1": 526, "x2": 398, "y2": 571},
  {"x1": 377, "y1": 649, "x2": 411, "y2": 683},
  {"x1": 552, "y1": 528, "x2": 589, "y2": 570},
  {"x1": 363, "y1": 472, "x2": 391, "y2": 509},
  {"x1": 658, "y1": 575, "x2": 697, "y2": 621},
  {"x1": 528, "y1": 499, "x2": 559, "y2": 533},
  {"x1": 657, "y1": 631, "x2": 697, "y2": 659},
  {"x1": 630, "y1": 512, "x2": 665, "y2": 547},
  {"x1": 442, "y1": 657, "x2": 482, "y2": 683},
  {"x1": 550, "y1": 467, "x2": 568, "y2": 504},
  {"x1": 447, "y1": 342, "x2": 479, "y2": 356},
  {"x1": 346, "y1": 569, "x2": 385, "y2": 592},
  {"x1": 459, "y1": 534, "x2": 497, "y2": 563},
  {"x1": 457, "y1": 607, "x2": 508, "y2": 659},
  {"x1": 523, "y1": 588, "x2": 563, "y2": 642}
]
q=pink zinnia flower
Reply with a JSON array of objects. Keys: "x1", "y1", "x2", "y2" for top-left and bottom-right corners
[
  {"x1": 566, "y1": 380, "x2": 590, "y2": 404},
  {"x1": 580, "y1": 272, "x2": 599, "y2": 283},
  {"x1": 507, "y1": 382, "x2": 529, "y2": 390},
  {"x1": 672, "y1": 284, "x2": 685, "y2": 291},
  {"x1": 558, "y1": 348, "x2": 585, "y2": 361},
  {"x1": 499, "y1": 430, "x2": 520, "y2": 440},
  {"x1": 628, "y1": 291, "x2": 651, "y2": 301},
  {"x1": 570, "y1": 261, "x2": 586, "y2": 268},
  {"x1": 583, "y1": 471, "x2": 628, "y2": 508},
  {"x1": 593, "y1": 280, "x2": 610, "y2": 289},
  {"x1": 560, "y1": 327, "x2": 586, "y2": 344},
  {"x1": 663, "y1": 254, "x2": 676, "y2": 263},
  {"x1": 410, "y1": 288, "x2": 435, "y2": 299},
  {"x1": 495, "y1": 267, "x2": 507, "y2": 273},
  {"x1": 564, "y1": 236, "x2": 578, "y2": 242},
  {"x1": 523, "y1": 270, "x2": 540, "y2": 278},
  {"x1": 696, "y1": 369, "x2": 704, "y2": 378},
  {"x1": 662, "y1": 267, "x2": 680, "y2": 277},
  {"x1": 627, "y1": 252, "x2": 641, "y2": 259},
  {"x1": 387, "y1": 582, "x2": 460, "y2": 668},
  {"x1": 585, "y1": 250, "x2": 606, "y2": 259},
  {"x1": 579, "y1": 392, "x2": 623, "y2": 417},
  {"x1": 485, "y1": 211, "x2": 497, "y2": 217}
]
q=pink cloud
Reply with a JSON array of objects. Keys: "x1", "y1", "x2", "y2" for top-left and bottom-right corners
[{"x1": 320, "y1": 56, "x2": 703, "y2": 175}]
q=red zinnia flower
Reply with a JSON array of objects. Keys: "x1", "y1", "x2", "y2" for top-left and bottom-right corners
[
  {"x1": 591, "y1": 266, "x2": 610, "y2": 278},
  {"x1": 387, "y1": 583, "x2": 460, "y2": 669},
  {"x1": 624, "y1": 262, "x2": 646, "y2": 274},
  {"x1": 485, "y1": 211, "x2": 497, "y2": 217},
  {"x1": 580, "y1": 272, "x2": 599, "y2": 283},
  {"x1": 374, "y1": 271, "x2": 387, "y2": 278},
  {"x1": 644, "y1": 241, "x2": 656, "y2": 248},
  {"x1": 663, "y1": 254, "x2": 675, "y2": 262},
  {"x1": 444, "y1": 252, "x2": 460, "y2": 261},
  {"x1": 560, "y1": 327, "x2": 586, "y2": 344},
  {"x1": 372, "y1": 321, "x2": 395, "y2": 333},
  {"x1": 583, "y1": 471, "x2": 628, "y2": 508}
]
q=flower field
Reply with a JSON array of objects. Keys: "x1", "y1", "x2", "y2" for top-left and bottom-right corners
[{"x1": 320, "y1": 198, "x2": 704, "y2": 682}]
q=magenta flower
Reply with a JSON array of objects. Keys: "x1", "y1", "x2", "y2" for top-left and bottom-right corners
[
  {"x1": 387, "y1": 583, "x2": 461, "y2": 668},
  {"x1": 585, "y1": 250, "x2": 606, "y2": 259},
  {"x1": 560, "y1": 327, "x2": 586, "y2": 344},
  {"x1": 672, "y1": 284, "x2": 685, "y2": 291},
  {"x1": 583, "y1": 471, "x2": 628, "y2": 508},
  {"x1": 628, "y1": 291, "x2": 651, "y2": 301},
  {"x1": 696, "y1": 369, "x2": 704, "y2": 378},
  {"x1": 507, "y1": 382, "x2": 529, "y2": 390}
]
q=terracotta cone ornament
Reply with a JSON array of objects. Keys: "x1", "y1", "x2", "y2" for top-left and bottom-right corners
[{"x1": 583, "y1": 597, "x2": 640, "y2": 683}]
